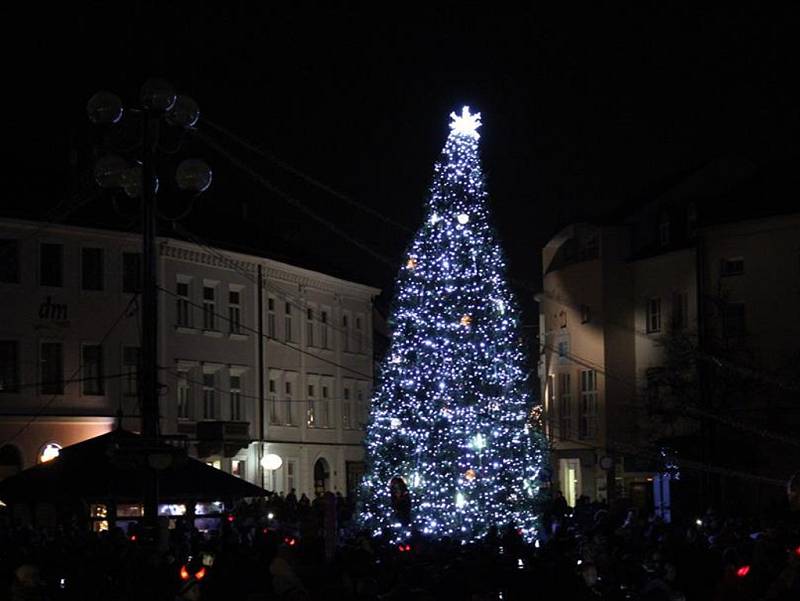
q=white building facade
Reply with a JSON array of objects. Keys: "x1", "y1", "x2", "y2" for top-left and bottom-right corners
[{"x1": 0, "y1": 219, "x2": 378, "y2": 498}]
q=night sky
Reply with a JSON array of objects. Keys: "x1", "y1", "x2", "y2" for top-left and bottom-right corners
[{"x1": 8, "y1": 4, "x2": 799, "y2": 320}]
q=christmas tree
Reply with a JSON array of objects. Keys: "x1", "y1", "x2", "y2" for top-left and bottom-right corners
[{"x1": 360, "y1": 107, "x2": 548, "y2": 544}]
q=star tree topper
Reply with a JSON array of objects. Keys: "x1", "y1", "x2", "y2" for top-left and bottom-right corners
[{"x1": 449, "y1": 106, "x2": 482, "y2": 139}]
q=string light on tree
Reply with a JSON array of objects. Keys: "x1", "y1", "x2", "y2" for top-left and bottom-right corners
[{"x1": 359, "y1": 106, "x2": 548, "y2": 544}]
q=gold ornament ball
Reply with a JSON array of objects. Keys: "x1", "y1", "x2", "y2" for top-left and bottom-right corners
[
  {"x1": 406, "y1": 257, "x2": 417, "y2": 270},
  {"x1": 460, "y1": 314, "x2": 472, "y2": 327},
  {"x1": 464, "y1": 468, "x2": 477, "y2": 481}
]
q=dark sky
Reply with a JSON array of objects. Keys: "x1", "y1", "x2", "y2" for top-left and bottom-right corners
[{"x1": 8, "y1": 3, "x2": 800, "y2": 321}]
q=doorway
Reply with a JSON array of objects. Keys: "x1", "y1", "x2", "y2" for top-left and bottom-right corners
[
  {"x1": 559, "y1": 458, "x2": 581, "y2": 508},
  {"x1": 314, "y1": 457, "x2": 330, "y2": 496}
]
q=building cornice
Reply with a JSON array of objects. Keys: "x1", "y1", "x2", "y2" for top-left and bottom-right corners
[{"x1": 161, "y1": 238, "x2": 381, "y2": 299}]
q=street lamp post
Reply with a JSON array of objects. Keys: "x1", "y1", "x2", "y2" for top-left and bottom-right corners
[{"x1": 88, "y1": 78, "x2": 211, "y2": 534}]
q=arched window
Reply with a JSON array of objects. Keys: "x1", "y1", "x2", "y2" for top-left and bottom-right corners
[{"x1": 313, "y1": 457, "x2": 330, "y2": 495}]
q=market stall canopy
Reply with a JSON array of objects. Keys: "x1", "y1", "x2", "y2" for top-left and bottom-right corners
[{"x1": 0, "y1": 428, "x2": 266, "y2": 504}]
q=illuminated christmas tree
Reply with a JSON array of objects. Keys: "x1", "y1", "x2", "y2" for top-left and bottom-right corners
[{"x1": 360, "y1": 107, "x2": 548, "y2": 543}]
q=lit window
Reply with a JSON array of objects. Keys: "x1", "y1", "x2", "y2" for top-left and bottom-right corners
[{"x1": 647, "y1": 298, "x2": 662, "y2": 333}]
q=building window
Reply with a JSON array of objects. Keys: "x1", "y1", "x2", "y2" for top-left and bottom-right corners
[
  {"x1": 232, "y1": 459, "x2": 244, "y2": 478},
  {"x1": 342, "y1": 313, "x2": 350, "y2": 352},
  {"x1": 0, "y1": 341, "x2": 19, "y2": 393},
  {"x1": 284, "y1": 380, "x2": 294, "y2": 426},
  {"x1": 40, "y1": 342, "x2": 63, "y2": 395},
  {"x1": 672, "y1": 291, "x2": 688, "y2": 331},
  {"x1": 40, "y1": 243, "x2": 63, "y2": 287},
  {"x1": 82, "y1": 344, "x2": 104, "y2": 396},
  {"x1": 558, "y1": 373, "x2": 572, "y2": 442},
  {"x1": 723, "y1": 303, "x2": 746, "y2": 338},
  {"x1": 228, "y1": 289, "x2": 242, "y2": 334},
  {"x1": 307, "y1": 382, "x2": 316, "y2": 427},
  {"x1": 122, "y1": 252, "x2": 142, "y2": 293},
  {"x1": 177, "y1": 371, "x2": 191, "y2": 419},
  {"x1": 320, "y1": 384, "x2": 330, "y2": 427},
  {"x1": 81, "y1": 248, "x2": 104, "y2": 291},
  {"x1": 203, "y1": 373, "x2": 216, "y2": 419},
  {"x1": 342, "y1": 386, "x2": 351, "y2": 428},
  {"x1": 230, "y1": 375, "x2": 242, "y2": 421},
  {"x1": 578, "y1": 370, "x2": 598, "y2": 440},
  {"x1": 203, "y1": 286, "x2": 217, "y2": 330},
  {"x1": 306, "y1": 308, "x2": 315, "y2": 347},
  {"x1": 556, "y1": 337, "x2": 570, "y2": 364},
  {"x1": 355, "y1": 315, "x2": 363, "y2": 353},
  {"x1": 267, "y1": 298, "x2": 276, "y2": 338},
  {"x1": 123, "y1": 346, "x2": 140, "y2": 397},
  {"x1": 580, "y1": 304, "x2": 591, "y2": 324},
  {"x1": 0, "y1": 239, "x2": 19, "y2": 283},
  {"x1": 176, "y1": 281, "x2": 192, "y2": 327},
  {"x1": 320, "y1": 311, "x2": 329, "y2": 349},
  {"x1": 284, "y1": 302, "x2": 294, "y2": 343},
  {"x1": 269, "y1": 377, "x2": 280, "y2": 424},
  {"x1": 721, "y1": 257, "x2": 744, "y2": 277},
  {"x1": 647, "y1": 298, "x2": 662, "y2": 333}
]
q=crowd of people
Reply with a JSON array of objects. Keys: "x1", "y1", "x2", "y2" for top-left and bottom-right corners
[{"x1": 1, "y1": 487, "x2": 799, "y2": 600}]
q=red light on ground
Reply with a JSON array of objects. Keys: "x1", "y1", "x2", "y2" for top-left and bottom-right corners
[
  {"x1": 795, "y1": 545, "x2": 800, "y2": 557},
  {"x1": 226, "y1": 515, "x2": 235, "y2": 522},
  {"x1": 195, "y1": 567, "x2": 206, "y2": 581},
  {"x1": 397, "y1": 544, "x2": 405, "y2": 552},
  {"x1": 180, "y1": 566, "x2": 190, "y2": 581},
  {"x1": 405, "y1": 544, "x2": 411, "y2": 552},
  {"x1": 736, "y1": 565, "x2": 750, "y2": 578},
  {"x1": 262, "y1": 528, "x2": 269, "y2": 534},
  {"x1": 284, "y1": 536, "x2": 296, "y2": 546},
  {"x1": 130, "y1": 535, "x2": 137, "y2": 541}
]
